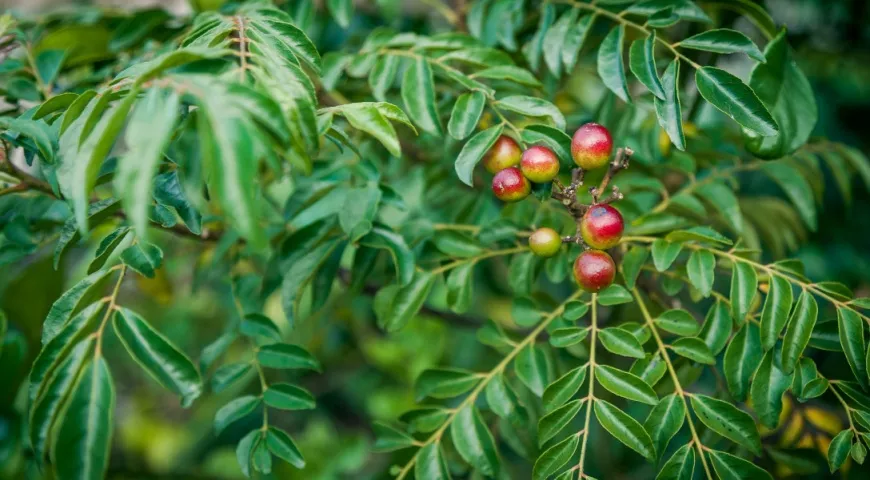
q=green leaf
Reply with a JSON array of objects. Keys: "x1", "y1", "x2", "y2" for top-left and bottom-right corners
[
  {"x1": 644, "y1": 393, "x2": 686, "y2": 460},
  {"x1": 678, "y1": 29, "x2": 765, "y2": 62},
  {"x1": 781, "y1": 290, "x2": 818, "y2": 373},
  {"x1": 670, "y1": 337, "x2": 715, "y2": 364},
  {"x1": 696, "y1": 182, "x2": 742, "y2": 234},
  {"x1": 686, "y1": 249, "x2": 715, "y2": 297},
  {"x1": 214, "y1": 396, "x2": 261, "y2": 433},
  {"x1": 596, "y1": 364, "x2": 658, "y2": 405},
  {"x1": 745, "y1": 30, "x2": 817, "y2": 158},
  {"x1": 631, "y1": 354, "x2": 667, "y2": 386},
  {"x1": 0, "y1": 118, "x2": 56, "y2": 163},
  {"x1": 41, "y1": 269, "x2": 113, "y2": 345},
  {"x1": 838, "y1": 307, "x2": 868, "y2": 390},
  {"x1": 690, "y1": 394, "x2": 762, "y2": 454},
  {"x1": 763, "y1": 162, "x2": 817, "y2": 228},
  {"x1": 382, "y1": 271, "x2": 436, "y2": 332},
  {"x1": 760, "y1": 275, "x2": 794, "y2": 351},
  {"x1": 543, "y1": 364, "x2": 587, "y2": 412},
  {"x1": 695, "y1": 66, "x2": 778, "y2": 136},
  {"x1": 455, "y1": 124, "x2": 504, "y2": 187},
  {"x1": 257, "y1": 343, "x2": 320, "y2": 371},
  {"x1": 549, "y1": 327, "x2": 589, "y2": 348},
  {"x1": 234, "y1": 429, "x2": 258, "y2": 477},
  {"x1": 252, "y1": 436, "x2": 271, "y2": 474},
  {"x1": 485, "y1": 373, "x2": 524, "y2": 422},
  {"x1": 211, "y1": 363, "x2": 251, "y2": 393},
  {"x1": 629, "y1": 32, "x2": 665, "y2": 99},
  {"x1": 120, "y1": 242, "x2": 163, "y2": 278},
  {"x1": 326, "y1": 0, "x2": 353, "y2": 27},
  {"x1": 562, "y1": 14, "x2": 595, "y2": 71},
  {"x1": 597, "y1": 284, "x2": 633, "y2": 306},
  {"x1": 402, "y1": 57, "x2": 441, "y2": 135},
  {"x1": 627, "y1": 0, "x2": 712, "y2": 23},
  {"x1": 538, "y1": 399, "x2": 583, "y2": 446},
  {"x1": 655, "y1": 59, "x2": 686, "y2": 150},
  {"x1": 597, "y1": 25, "x2": 630, "y2": 102},
  {"x1": 729, "y1": 262, "x2": 757, "y2": 325},
  {"x1": 655, "y1": 309, "x2": 700, "y2": 336},
  {"x1": 533, "y1": 434, "x2": 578, "y2": 480},
  {"x1": 450, "y1": 405, "x2": 500, "y2": 476},
  {"x1": 651, "y1": 239, "x2": 683, "y2": 271},
  {"x1": 415, "y1": 443, "x2": 451, "y2": 480},
  {"x1": 750, "y1": 349, "x2": 792, "y2": 428},
  {"x1": 474, "y1": 65, "x2": 542, "y2": 87},
  {"x1": 373, "y1": 422, "x2": 415, "y2": 452},
  {"x1": 543, "y1": 9, "x2": 578, "y2": 76},
  {"x1": 723, "y1": 323, "x2": 762, "y2": 401},
  {"x1": 708, "y1": 449, "x2": 773, "y2": 480},
  {"x1": 446, "y1": 262, "x2": 475, "y2": 314},
  {"x1": 416, "y1": 368, "x2": 480, "y2": 400},
  {"x1": 33, "y1": 92, "x2": 79, "y2": 120},
  {"x1": 113, "y1": 308, "x2": 202, "y2": 407},
  {"x1": 665, "y1": 226, "x2": 732, "y2": 245},
  {"x1": 281, "y1": 240, "x2": 341, "y2": 328},
  {"x1": 340, "y1": 184, "x2": 381, "y2": 241},
  {"x1": 115, "y1": 87, "x2": 179, "y2": 238},
  {"x1": 515, "y1": 344, "x2": 551, "y2": 396},
  {"x1": 497, "y1": 96, "x2": 566, "y2": 130},
  {"x1": 54, "y1": 357, "x2": 115, "y2": 480},
  {"x1": 699, "y1": 301, "x2": 731, "y2": 355},
  {"x1": 620, "y1": 246, "x2": 649, "y2": 290},
  {"x1": 360, "y1": 226, "x2": 415, "y2": 286},
  {"x1": 599, "y1": 327, "x2": 645, "y2": 358},
  {"x1": 87, "y1": 227, "x2": 130, "y2": 274},
  {"x1": 337, "y1": 102, "x2": 402, "y2": 157},
  {"x1": 656, "y1": 444, "x2": 695, "y2": 480},
  {"x1": 448, "y1": 91, "x2": 486, "y2": 140},
  {"x1": 263, "y1": 383, "x2": 315, "y2": 411},
  {"x1": 240, "y1": 314, "x2": 282, "y2": 342},
  {"x1": 593, "y1": 399, "x2": 655, "y2": 460},
  {"x1": 828, "y1": 429, "x2": 853, "y2": 473}
]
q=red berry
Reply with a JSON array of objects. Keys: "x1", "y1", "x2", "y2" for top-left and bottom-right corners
[
  {"x1": 482, "y1": 135, "x2": 522, "y2": 174},
  {"x1": 491, "y1": 167, "x2": 530, "y2": 202},
  {"x1": 520, "y1": 146, "x2": 560, "y2": 183},
  {"x1": 573, "y1": 250, "x2": 616, "y2": 292},
  {"x1": 580, "y1": 204, "x2": 624, "y2": 249},
  {"x1": 529, "y1": 227, "x2": 562, "y2": 257},
  {"x1": 571, "y1": 122, "x2": 613, "y2": 170}
]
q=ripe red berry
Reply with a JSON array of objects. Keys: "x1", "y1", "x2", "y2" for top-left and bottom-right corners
[
  {"x1": 580, "y1": 204, "x2": 624, "y2": 249},
  {"x1": 482, "y1": 135, "x2": 522, "y2": 174},
  {"x1": 520, "y1": 146, "x2": 560, "y2": 183},
  {"x1": 528, "y1": 227, "x2": 562, "y2": 257},
  {"x1": 491, "y1": 167, "x2": 530, "y2": 202},
  {"x1": 573, "y1": 250, "x2": 616, "y2": 292},
  {"x1": 571, "y1": 122, "x2": 613, "y2": 170}
]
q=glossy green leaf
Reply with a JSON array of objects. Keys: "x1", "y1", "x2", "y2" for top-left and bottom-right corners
[
  {"x1": 629, "y1": 32, "x2": 665, "y2": 99},
  {"x1": 631, "y1": 354, "x2": 668, "y2": 386},
  {"x1": 451, "y1": 405, "x2": 500, "y2": 476},
  {"x1": 708, "y1": 449, "x2": 773, "y2": 480},
  {"x1": 538, "y1": 399, "x2": 583, "y2": 446},
  {"x1": 599, "y1": 327, "x2": 645, "y2": 358},
  {"x1": 750, "y1": 349, "x2": 792, "y2": 428},
  {"x1": 542, "y1": 9, "x2": 578, "y2": 76},
  {"x1": 699, "y1": 300, "x2": 731, "y2": 355},
  {"x1": 257, "y1": 343, "x2": 320, "y2": 371},
  {"x1": 53, "y1": 357, "x2": 115, "y2": 480},
  {"x1": 838, "y1": 307, "x2": 868, "y2": 390},
  {"x1": 678, "y1": 29, "x2": 764, "y2": 61},
  {"x1": 760, "y1": 275, "x2": 794, "y2": 351},
  {"x1": 415, "y1": 368, "x2": 480, "y2": 400},
  {"x1": 549, "y1": 327, "x2": 589, "y2": 348},
  {"x1": 235, "y1": 429, "x2": 258, "y2": 477},
  {"x1": 695, "y1": 66, "x2": 777, "y2": 136},
  {"x1": 690, "y1": 394, "x2": 762, "y2": 454},
  {"x1": 240, "y1": 314, "x2": 282, "y2": 342},
  {"x1": 360, "y1": 226, "x2": 415, "y2": 286},
  {"x1": 655, "y1": 60, "x2": 686, "y2": 150},
  {"x1": 665, "y1": 226, "x2": 732, "y2": 245},
  {"x1": 696, "y1": 182, "x2": 743, "y2": 234},
  {"x1": 686, "y1": 249, "x2": 715, "y2": 297},
  {"x1": 532, "y1": 434, "x2": 578, "y2": 480},
  {"x1": 485, "y1": 373, "x2": 524, "y2": 423},
  {"x1": 597, "y1": 284, "x2": 633, "y2": 306},
  {"x1": 729, "y1": 262, "x2": 757, "y2": 325},
  {"x1": 497, "y1": 96, "x2": 566, "y2": 130},
  {"x1": 656, "y1": 444, "x2": 695, "y2": 480},
  {"x1": 448, "y1": 91, "x2": 486, "y2": 140},
  {"x1": 113, "y1": 308, "x2": 202, "y2": 406},
  {"x1": 562, "y1": 14, "x2": 595, "y2": 71},
  {"x1": 211, "y1": 363, "x2": 251, "y2": 393},
  {"x1": 214, "y1": 396, "x2": 261, "y2": 433},
  {"x1": 828, "y1": 429, "x2": 853, "y2": 473},
  {"x1": 515, "y1": 344, "x2": 551, "y2": 396},
  {"x1": 543, "y1": 364, "x2": 587, "y2": 412},
  {"x1": 415, "y1": 443, "x2": 451, "y2": 480},
  {"x1": 282, "y1": 240, "x2": 341, "y2": 328},
  {"x1": 401, "y1": 57, "x2": 441, "y2": 135},
  {"x1": 651, "y1": 239, "x2": 683, "y2": 272},
  {"x1": 41, "y1": 269, "x2": 112, "y2": 345},
  {"x1": 723, "y1": 322, "x2": 762, "y2": 401},
  {"x1": 373, "y1": 422, "x2": 415, "y2": 453},
  {"x1": 598, "y1": 25, "x2": 630, "y2": 102},
  {"x1": 644, "y1": 394, "x2": 686, "y2": 461},
  {"x1": 120, "y1": 242, "x2": 163, "y2": 278},
  {"x1": 455, "y1": 124, "x2": 504, "y2": 187},
  {"x1": 596, "y1": 364, "x2": 658, "y2": 405},
  {"x1": 87, "y1": 227, "x2": 130, "y2": 274},
  {"x1": 474, "y1": 65, "x2": 542, "y2": 87},
  {"x1": 655, "y1": 309, "x2": 700, "y2": 336},
  {"x1": 263, "y1": 383, "x2": 315, "y2": 410},
  {"x1": 762, "y1": 162, "x2": 817, "y2": 229},
  {"x1": 670, "y1": 337, "x2": 715, "y2": 364},
  {"x1": 594, "y1": 399, "x2": 655, "y2": 460},
  {"x1": 381, "y1": 270, "x2": 436, "y2": 332},
  {"x1": 781, "y1": 290, "x2": 818, "y2": 373},
  {"x1": 620, "y1": 246, "x2": 649, "y2": 290}
]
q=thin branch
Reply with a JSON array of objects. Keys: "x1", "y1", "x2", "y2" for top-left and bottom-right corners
[{"x1": 577, "y1": 294, "x2": 598, "y2": 477}]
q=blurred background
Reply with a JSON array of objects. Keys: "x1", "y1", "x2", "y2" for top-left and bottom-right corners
[{"x1": 1, "y1": 0, "x2": 869, "y2": 478}]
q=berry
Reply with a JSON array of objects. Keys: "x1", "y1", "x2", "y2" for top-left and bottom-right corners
[
  {"x1": 520, "y1": 146, "x2": 560, "y2": 183},
  {"x1": 482, "y1": 135, "x2": 522, "y2": 174},
  {"x1": 491, "y1": 167, "x2": 531, "y2": 202},
  {"x1": 573, "y1": 250, "x2": 616, "y2": 292},
  {"x1": 571, "y1": 122, "x2": 613, "y2": 170},
  {"x1": 580, "y1": 204, "x2": 624, "y2": 249},
  {"x1": 529, "y1": 228, "x2": 562, "y2": 257}
]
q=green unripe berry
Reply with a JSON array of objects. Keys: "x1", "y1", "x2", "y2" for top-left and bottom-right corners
[{"x1": 528, "y1": 228, "x2": 562, "y2": 257}]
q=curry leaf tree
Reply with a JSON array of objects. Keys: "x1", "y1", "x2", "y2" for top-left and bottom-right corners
[{"x1": 1, "y1": 1, "x2": 869, "y2": 479}]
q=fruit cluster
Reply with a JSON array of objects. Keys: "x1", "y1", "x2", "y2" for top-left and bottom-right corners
[{"x1": 484, "y1": 123, "x2": 628, "y2": 293}]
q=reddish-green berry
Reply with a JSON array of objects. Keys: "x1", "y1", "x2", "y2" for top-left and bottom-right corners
[
  {"x1": 491, "y1": 167, "x2": 530, "y2": 202},
  {"x1": 573, "y1": 250, "x2": 616, "y2": 292},
  {"x1": 580, "y1": 204, "x2": 624, "y2": 249},
  {"x1": 482, "y1": 135, "x2": 522, "y2": 174},
  {"x1": 571, "y1": 122, "x2": 613, "y2": 170},
  {"x1": 520, "y1": 146, "x2": 560, "y2": 183},
  {"x1": 528, "y1": 227, "x2": 562, "y2": 257}
]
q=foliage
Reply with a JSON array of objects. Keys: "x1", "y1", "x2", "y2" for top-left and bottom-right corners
[{"x1": 1, "y1": 0, "x2": 870, "y2": 479}]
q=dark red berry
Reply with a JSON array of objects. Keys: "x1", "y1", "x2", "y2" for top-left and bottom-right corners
[
  {"x1": 580, "y1": 204, "x2": 624, "y2": 249},
  {"x1": 491, "y1": 167, "x2": 531, "y2": 202},
  {"x1": 573, "y1": 250, "x2": 616, "y2": 292}
]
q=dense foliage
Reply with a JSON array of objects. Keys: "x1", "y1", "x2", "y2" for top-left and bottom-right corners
[{"x1": 1, "y1": 0, "x2": 870, "y2": 478}]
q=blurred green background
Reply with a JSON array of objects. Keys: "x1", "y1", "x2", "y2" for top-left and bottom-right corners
[{"x1": 1, "y1": 0, "x2": 869, "y2": 478}]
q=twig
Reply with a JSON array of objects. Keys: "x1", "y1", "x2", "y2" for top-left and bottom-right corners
[{"x1": 589, "y1": 147, "x2": 632, "y2": 204}]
